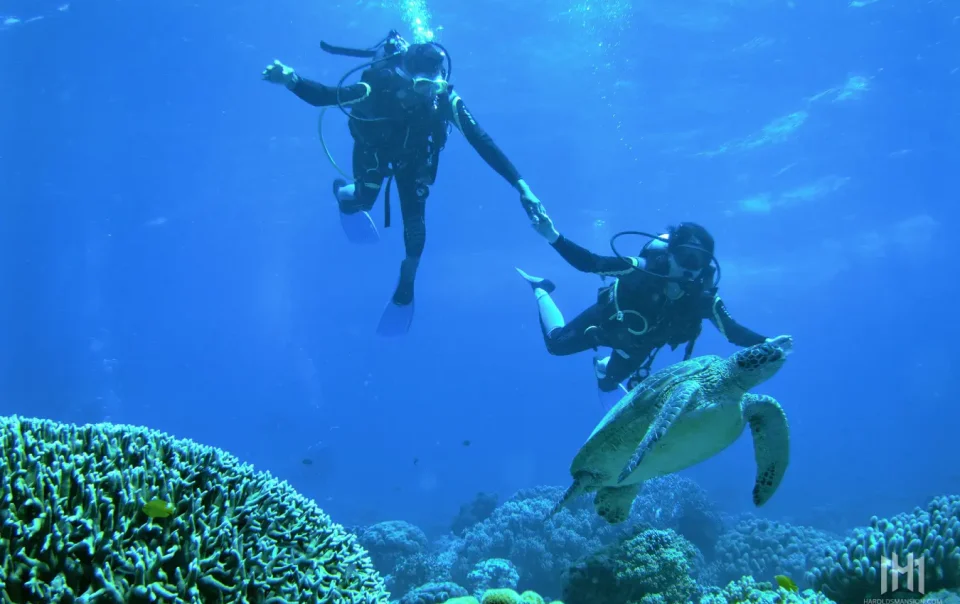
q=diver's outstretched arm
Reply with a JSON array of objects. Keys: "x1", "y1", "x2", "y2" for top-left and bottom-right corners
[
  {"x1": 289, "y1": 77, "x2": 370, "y2": 107},
  {"x1": 444, "y1": 90, "x2": 523, "y2": 188},
  {"x1": 703, "y1": 295, "x2": 766, "y2": 347},
  {"x1": 262, "y1": 60, "x2": 370, "y2": 107},
  {"x1": 550, "y1": 235, "x2": 641, "y2": 277},
  {"x1": 530, "y1": 209, "x2": 639, "y2": 277}
]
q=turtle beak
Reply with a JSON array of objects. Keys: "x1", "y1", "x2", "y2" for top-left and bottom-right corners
[{"x1": 767, "y1": 335, "x2": 793, "y2": 357}]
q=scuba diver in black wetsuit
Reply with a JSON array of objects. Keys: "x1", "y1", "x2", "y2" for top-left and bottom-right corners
[
  {"x1": 261, "y1": 31, "x2": 544, "y2": 336},
  {"x1": 516, "y1": 210, "x2": 790, "y2": 403}
]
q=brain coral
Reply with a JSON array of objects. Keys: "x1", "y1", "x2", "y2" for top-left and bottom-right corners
[{"x1": 0, "y1": 415, "x2": 389, "y2": 603}]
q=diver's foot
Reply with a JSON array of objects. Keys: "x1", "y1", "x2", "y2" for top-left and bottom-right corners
[
  {"x1": 392, "y1": 258, "x2": 418, "y2": 306},
  {"x1": 515, "y1": 267, "x2": 556, "y2": 294},
  {"x1": 333, "y1": 178, "x2": 357, "y2": 214}
]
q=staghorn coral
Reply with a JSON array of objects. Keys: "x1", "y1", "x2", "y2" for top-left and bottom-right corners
[
  {"x1": 713, "y1": 515, "x2": 837, "y2": 587},
  {"x1": 698, "y1": 576, "x2": 835, "y2": 603},
  {"x1": 400, "y1": 581, "x2": 468, "y2": 604},
  {"x1": 466, "y1": 559, "x2": 519, "y2": 598},
  {"x1": 806, "y1": 494, "x2": 960, "y2": 601},
  {"x1": 0, "y1": 415, "x2": 388, "y2": 603},
  {"x1": 561, "y1": 528, "x2": 702, "y2": 604}
]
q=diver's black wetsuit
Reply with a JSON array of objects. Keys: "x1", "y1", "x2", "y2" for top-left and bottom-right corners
[
  {"x1": 289, "y1": 71, "x2": 521, "y2": 268},
  {"x1": 543, "y1": 235, "x2": 767, "y2": 391}
]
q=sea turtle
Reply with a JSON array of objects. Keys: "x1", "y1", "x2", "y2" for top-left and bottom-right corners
[{"x1": 551, "y1": 335, "x2": 793, "y2": 524}]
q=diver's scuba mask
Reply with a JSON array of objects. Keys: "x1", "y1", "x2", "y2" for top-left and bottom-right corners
[
  {"x1": 610, "y1": 230, "x2": 721, "y2": 299},
  {"x1": 398, "y1": 43, "x2": 450, "y2": 98}
]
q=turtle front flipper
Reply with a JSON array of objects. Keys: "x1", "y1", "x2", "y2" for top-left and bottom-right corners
[
  {"x1": 593, "y1": 483, "x2": 641, "y2": 524},
  {"x1": 617, "y1": 382, "x2": 702, "y2": 483},
  {"x1": 743, "y1": 393, "x2": 790, "y2": 506}
]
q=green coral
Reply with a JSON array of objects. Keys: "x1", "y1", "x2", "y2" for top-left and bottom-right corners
[
  {"x1": 443, "y1": 590, "x2": 554, "y2": 604},
  {"x1": 0, "y1": 415, "x2": 389, "y2": 603},
  {"x1": 698, "y1": 576, "x2": 835, "y2": 603},
  {"x1": 480, "y1": 588, "x2": 523, "y2": 604},
  {"x1": 561, "y1": 528, "x2": 700, "y2": 603},
  {"x1": 519, "y1": 590, "x2": 545, "y2": 604}
]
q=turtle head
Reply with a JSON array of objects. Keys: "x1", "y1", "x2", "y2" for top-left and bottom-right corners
[{"x1": 731, "y1": 335, "x2": 793, "y2": 390}]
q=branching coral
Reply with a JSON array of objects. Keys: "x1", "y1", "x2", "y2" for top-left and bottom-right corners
[{"x1": 0, "y1": 415, "x2": 388, "y2": 603}]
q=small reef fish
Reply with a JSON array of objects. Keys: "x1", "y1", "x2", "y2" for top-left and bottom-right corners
[
  {"x1": 774, "y1": 574, "x2": 798, "y2": 592},
  {"x1": 142, "y1": 498, "x2": 176, "y2": 518}
]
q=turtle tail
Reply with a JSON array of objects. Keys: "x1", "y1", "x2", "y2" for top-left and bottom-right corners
[{"x1": 549, "y1": 478, "x2": 585, "y2": 518}]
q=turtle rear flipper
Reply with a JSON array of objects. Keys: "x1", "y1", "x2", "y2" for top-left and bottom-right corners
[
  {"x1": 550, "y1": 478, "x2": 583, "y2": 517},
  {"x1": 744, "y1": 393, "x2": 790, "y2": 506},
  {"x1": 617, "y1": 382, "x2": 702, "y2": 483},
  {"x1": 593, "y1": 483, "x2": 641, "y2": 524}
]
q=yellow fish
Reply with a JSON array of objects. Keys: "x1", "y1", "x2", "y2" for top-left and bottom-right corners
[
  {"x1": 775, "y1": 574, "x2": 799, "y2": 593},
  {"x1": 142, "y1": 498, "x2": 175, "y2": 518}
]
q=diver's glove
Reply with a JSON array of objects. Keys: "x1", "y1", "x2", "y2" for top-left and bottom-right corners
[{"x1": 262, "y1": 60, "x2": 300, "y2": 89}]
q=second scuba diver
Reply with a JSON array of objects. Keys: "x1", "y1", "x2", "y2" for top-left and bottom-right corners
[
  {"x1": 516, "y1": 209, "x2": 789, "y2": 405},
  {"x1": 262, "y1": 31, "x2": 544, "y2": 336}
]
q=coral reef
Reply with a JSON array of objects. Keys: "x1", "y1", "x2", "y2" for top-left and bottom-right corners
[
  {"x1": 561, "y1": 528, "x2": 702, "y2": 603},
  {"x1": 632, "y1": 475, "x2": 726, "y2": 555},
  {"x1": 439, "y1": 588, "x2": 559, "y2": 604},
  {"x1": 401, "y1": 581, "x2": 468, "y2": 604},
  {"x1": 455, "y1": 486, "x2": 624, "y2": 595},
  {"x1": 699, "y1": 576, "x2": 836, "y2": 603},
  {"x1": 466, "y1": 558, "x2": 520, "y2": 597},
  {"x1": 806, "y1": 494, "x2": 960, "y2": 601},
  {"x1": 359, "y1": 520, "x2": 430, "y2": 596},
  {"x1": 713, "y1": 515, "x2": 837, "y2": 587},
  {"x1": 0, "y1": 415, "x2": 388, "y2": 602},
  {"x1": 452, "y1": 492, "x2": 500, "y2": 536}
]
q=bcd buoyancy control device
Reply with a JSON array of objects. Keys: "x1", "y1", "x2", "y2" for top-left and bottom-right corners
[{"x1": 316, "y1": 30, "x2": 454, "y2": 229}]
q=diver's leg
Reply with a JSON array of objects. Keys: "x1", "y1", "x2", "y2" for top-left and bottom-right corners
[
  {"x1": 336, "y1": 143, "x2": 385, "y2": 213},
  {"x1": 598, "y1": 349, "x2": 638, "y2": 392},
  {"x1": 335, "y1": 143, "x2": 386, "y2": 244},
  {"x1": 393, "y1": 171, "x2": 429, "y2": 306},
  {"x1": 541, "y1": 302, "x2": 607, "y2": 356},
  {"x1": 376, "y1": 172, "x2": 425, "y2": 336}
]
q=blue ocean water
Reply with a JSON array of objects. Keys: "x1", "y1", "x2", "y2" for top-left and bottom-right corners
[{"x1": 1, "y1": 0, "x2": 957, "y2": 600}]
